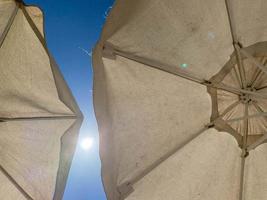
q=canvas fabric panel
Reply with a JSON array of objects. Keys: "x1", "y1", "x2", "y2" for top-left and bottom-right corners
[
  {"x1": 106, "y1": 0, "x2": 233, "y2": 80},
  {"x1": 0, "y1": 9, "x2": 73, "y2": 118},
  {"x1": 95, "y1": 53, "x2": 211, "y2": 199},
  {"x1": 0, "y1": 170, "x2": 27, "y2": 200},
  {"x1": 231, "y1": 0, "x2": 267, "y2": 47},
  {"x1": 25, "y1": 6, "x2": 44, "y2": 36},
  {"x1": 126, "y1": 129, "x2": 241, "y2": 200},
  {"x1": 0, "y1": 0, "x2": 16, "y2": 40},
  {"x1": 0, "y1": 119, "x2": 75, "y2": 200},
  {"x1": 0, "y1": 2, "x2": 82, "y2": 200},
  {"x1": 244, "y1": 144, "x2": 267, "y2": 200},
  {"x1": 52, "y1": 118, "x2": 83, "y2": 200},
  {"x1": 94, "y1": 0, "x2": 267, "y2": 199}
]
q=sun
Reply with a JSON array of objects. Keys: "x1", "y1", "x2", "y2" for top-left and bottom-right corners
[{"x1": 80, "y1": 137, "x2": 94, "y2": 150}]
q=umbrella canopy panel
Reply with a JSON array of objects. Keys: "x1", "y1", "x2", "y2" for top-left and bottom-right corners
[
  {"x1": 0, "y1": 0, "x2": 82, "y2": 199},
  {"x1": 0, "y1": 7, "x2": 74, "y2": 118},
  {"x1": 0, "y1": 119, "x2": 76, "y2": 200},
  {"x1": 0, "y1": 0, "x2": 16, "y2": 44}
]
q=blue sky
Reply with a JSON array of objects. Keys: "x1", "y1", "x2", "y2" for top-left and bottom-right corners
[{"x1": 24, "y1": 0, "x2": 114, "y2": 199}]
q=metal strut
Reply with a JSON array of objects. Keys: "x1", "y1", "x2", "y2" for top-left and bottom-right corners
[
  {"x1": 239, "y1": 47, "x2": 267, "y2": 76},
  {"x1": 0, "y1": 3, "x2": 19, "y2": 48},
  {"x1": 226, "y1": 111, "x2": 267, "y2": 123},
  {"x1": 117, "y1": 125, "x2": 212, "y2": 199},
  {"x1": 103, "y1": 43, "x2": 205, "y2": 85},
  {"x1": 103, "y1": 43, "x2": 267, "y2": 100},
  {"x1": 0, "y1": 165, "x2": 34, "y2": 200},
  {"x1": 224, "y1": 1, "x2": 250, "y2": 200},
  {"x1": 225, "y1": 0, "x2": 247, "y2": 89}
]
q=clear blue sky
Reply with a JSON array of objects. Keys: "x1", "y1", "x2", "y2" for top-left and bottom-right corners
[{"x1": 24, "y1": 0, "x2": 114, "y2": 199}]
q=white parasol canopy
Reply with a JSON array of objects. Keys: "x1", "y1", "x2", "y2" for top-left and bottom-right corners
[
  {"x1": 93, "y1": 0, "x2": 267, "y2": 200},
  {"x1": 0, "y1": 0, "x2": 82, "y2": 199}
]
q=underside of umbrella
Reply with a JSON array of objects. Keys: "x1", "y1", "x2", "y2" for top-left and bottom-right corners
[
  {"x1": 0, "y1": 0, "x2": 82, "y2": 199},
  {"x1": 93, "y1": 0, "x2": 267, "y2": 199}
]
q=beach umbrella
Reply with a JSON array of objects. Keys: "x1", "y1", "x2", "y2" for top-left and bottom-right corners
[
  {"x1": 0, "y1": 0, "x2": 82, "y2": 199},
  {"x1": 93, "y1": 0, "x2": 267, "y2": 199}
]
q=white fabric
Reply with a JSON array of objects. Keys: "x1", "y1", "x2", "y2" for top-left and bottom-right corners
[
  {"x1": 0, "y1": 0, "x2": 16, "y2": 39},
  {"x1": 0, "y1": 171, "x2": 26, "y2": 200},
  {"x1": 102, "y1": 55, "x2": 211, "y2": 185},
  {"x1": 93, "y1": 49, "x2": 212, "y2": 200},
  {"x1": 126, "y1": 129, "x2": 241, "y2": 200},
  {"x1": 232, "y1": 0, "x2": 267, "y2": 47},
  {"x1": 26, "y1": 6, "x2": 44, "y2": 36},
  {"x1": 244, "y1": 144, "x2": 267, "y2": 200},
  {"x1": 94, "y1": 0, "x2": 267, "y2": 199},
  {"x1": 107, "y1": 0, "x2": 233, "y2": 80},
  {"x1": 0, "y1": 9, "x2": 73, "y2": 118},
  {"x1": 0, "y1": 119, "x2": 76, "y2": 200},
  {"x1": 0, "y1": 2, "x2": 82, "y2": 200}
]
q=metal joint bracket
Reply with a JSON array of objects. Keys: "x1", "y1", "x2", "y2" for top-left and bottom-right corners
[
  {"x1": 241, "y1": 149, "x2": 249, "y2": 158},
  {"x1": 118, "y1": 182, "x2": 134, "y2": 200},
  {"x1": 233, "y1": 42, "x2": 243, "y2": 49},
  {"x1": 205, "y1": 122, "x2": 214, "y2": 128},
  {"x1": 204, "y1": 80, "x2": 212, "y2": 86},
  {"x1": 102, "y1": 43, "x2": 117, "y2": 60}
]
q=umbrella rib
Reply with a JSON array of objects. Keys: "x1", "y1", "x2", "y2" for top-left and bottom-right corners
[
  {"x1": 250, "y1": 58, "x2": 266, "y2": 88},
  {"x1": 239, "y1": 103, "x2": 248, "y2": 200},
  {"x1": 239, "y1": 47, "x2": 267, "y2": 76},
  {"x1": 0, "y1": 2, "x2": 19, "y2": 48},
  {"x1": 243, "y1": 104, "x2": 249, "y2": 149},
  {"x1": 233, "y1": 65, "x2": 242, "y2": 89},
  {"x1": 247, "y1": 133, "x2": 267, "y2": 151},
  {"x1": 252, "y1": 102, "x2": 265, "y2": 115},
  {"x1": 103, "y1": 43, "x2": 205, "y2": 85},
  {"x1": 246, "y1": 103, "x2": 267, "y2": 151},
  {"x1": 117, "y1": 125, "x2": 212, "y2": 195},
  {"x1": 225, "y1": 0, "x2": 247, "y2": 88},
  {"x1": 212, "y1": 82, "x2": 267, "y2": 99},
  {"x1": 0, "y1": 115, "x2": 78, "y2": 122},
  {"x1": 239, "y1": 156, "x2": 246, "y2": 200},
  {"x1": 251, "y1": 70, "x2": 263, "y2": 89},
  {"x1": 235, "y1": 44, "x2": 247, "y2": 89},
  {"x1": 0, "y1": 165, "x2": 34, "y2": 200},
  {"x1": 212, "y1": 82, "x2": 242, "y2": 95},
  {"x1": 103, "y1": 44, "x2": 267, "y2": 99},
  {"x1": 219, "y1": 100, "x2": 241, "y2": 119},
  {"x1": 225, "y1": 111, "x2": 267, "y2": 123},
  {"x1": 211, "y1": 118, "x2": 243, "y2": 145},
  {"x1": 256, "y1": 85, "x2": 267, "y2": 91}
]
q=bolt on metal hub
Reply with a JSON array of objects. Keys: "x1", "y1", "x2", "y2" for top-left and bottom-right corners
[{"x1": 239, "y1": 87, "x2": 256, "y2": 104}]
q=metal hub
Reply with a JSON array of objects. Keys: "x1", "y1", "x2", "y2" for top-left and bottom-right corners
[
  {"x1": 208, "y1": 48, "x2": 267, "y2": 150},
  {"x1": 239, "y1": 87, "x2": 256, "y2": 104}
]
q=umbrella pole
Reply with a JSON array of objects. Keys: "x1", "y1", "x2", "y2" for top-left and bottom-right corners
[
  {"x1": 239, "y1": 103, "x2": 249, "y2": 200},
  {"x1": 239, "y1": 155, "x2": 246, "y2": 200}
]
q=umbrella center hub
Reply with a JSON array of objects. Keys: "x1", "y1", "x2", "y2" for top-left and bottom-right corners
[
  {"x1": 240, "y1": 93, "x2": 251, "y2": 104},
  {"x1": 240, "y1": 87, "x2": 256, "y2": 104},
  {"x1": 207, "y1": 44, "x2": 267, "y2": 149}
]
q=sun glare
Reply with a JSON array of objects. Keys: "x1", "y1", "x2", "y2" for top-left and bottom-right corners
[{"x1": 80, "y1": 138, "x2": 94, "y2": 150}]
